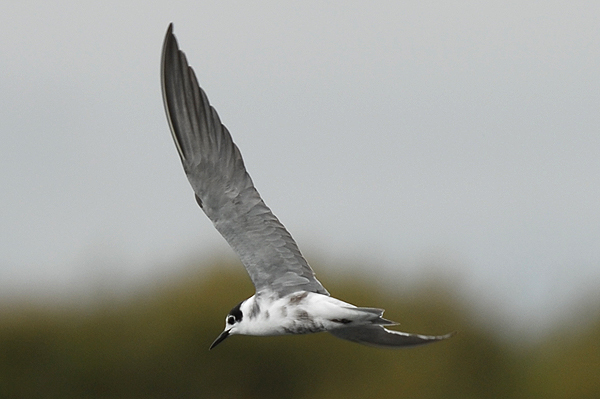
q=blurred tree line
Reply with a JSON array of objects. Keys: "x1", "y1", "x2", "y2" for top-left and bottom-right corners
[{"x1": 0, "y1": 259, "x2": 598, "y2": 398}]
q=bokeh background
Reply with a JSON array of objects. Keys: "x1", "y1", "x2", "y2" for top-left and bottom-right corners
[{"x1": 1, "y1": 1, "x2": 599, "y2": 397}]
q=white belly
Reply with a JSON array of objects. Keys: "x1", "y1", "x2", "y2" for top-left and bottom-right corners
[{"x1": 240, "y1": 291, "x2": 374, "y2": 336}]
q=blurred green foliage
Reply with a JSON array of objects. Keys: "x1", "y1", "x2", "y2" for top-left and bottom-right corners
[{"x1": 0, "y1": 259, "x2": 598, "y2": 398}]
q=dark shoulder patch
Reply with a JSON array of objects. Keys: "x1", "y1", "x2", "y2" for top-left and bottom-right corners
[
  {"x1": 229, "y1": 300, "x2": 243, "y2": 322},
  {"x1": 195, "y1": 194, "x2": 203, "y2": 209},
  {"x1": 249, "y1": 301, "x2": 260, "y2": 319}
]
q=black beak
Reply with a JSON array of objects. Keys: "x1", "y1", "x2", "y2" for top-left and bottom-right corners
[{"x1": 209, "y1": 329, "x2": 230, "y2": 350}]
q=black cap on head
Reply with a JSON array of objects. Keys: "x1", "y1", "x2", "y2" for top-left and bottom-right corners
[{"x1": 229, "y1": 301, "x2": 243, "y2": 322}]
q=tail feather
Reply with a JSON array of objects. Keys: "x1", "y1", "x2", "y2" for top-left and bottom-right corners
[
  {"x1": 353, "y1": 307, "x2": 385, "y2": 316},
  {"x1": 330, "y1": 325, "x2": 455, "y2": 348},
  {"x1": 351, "y1": 307, "x2": 398, "y2": 326}
]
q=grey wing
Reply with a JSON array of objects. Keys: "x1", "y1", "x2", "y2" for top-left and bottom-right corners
[
  {"x1": 329, "y1": 325, "x2": 454, "y2": 348},
  {"x1": 161, "y1": 24, "x2": 328, "y2": 297}
]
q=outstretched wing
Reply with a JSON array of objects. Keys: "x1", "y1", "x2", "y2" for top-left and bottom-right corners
[
  {"x1": 329, "y1": 325, "x2": 454, "y2": 348},
  {"x1": 161, "y1": 24, "x2": 328, "y2": 297}
]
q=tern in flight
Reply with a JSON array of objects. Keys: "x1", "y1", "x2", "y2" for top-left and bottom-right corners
[{"x1": 161, "y1": 24, "x2": 453, "y2": 349}]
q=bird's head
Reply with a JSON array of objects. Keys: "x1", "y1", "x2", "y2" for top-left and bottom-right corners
[{"x1": 209, "y1": 300, "x2": 245, "y2": 349}]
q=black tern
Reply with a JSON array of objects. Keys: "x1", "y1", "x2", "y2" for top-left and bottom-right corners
[{"x1": 161, "y1": 24, "x2": 454, "y2": 350}]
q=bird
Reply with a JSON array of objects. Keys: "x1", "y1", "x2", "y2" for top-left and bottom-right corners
[{"x1": 160, "y1": 24, "x2": 454, "y2": 350}]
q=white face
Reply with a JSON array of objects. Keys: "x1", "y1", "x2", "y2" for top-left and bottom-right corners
[{"x1": 210, "y1": 303, "x2": 245, "y2": 350}]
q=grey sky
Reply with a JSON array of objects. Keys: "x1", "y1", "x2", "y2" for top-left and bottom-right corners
[{"x1": 1, "y1": 2, "x2": 599, "y2": 335}]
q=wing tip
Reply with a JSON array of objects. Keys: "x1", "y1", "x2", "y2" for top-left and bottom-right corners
[
  {"x1": 161, "y1": 23, "x2": 188, "y2": 162},
  {"x1": 330, "y1": 325, "x2": 456, "y2": 349}
]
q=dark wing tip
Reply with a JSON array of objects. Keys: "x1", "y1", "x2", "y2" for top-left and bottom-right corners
[
  {"x1": 160, "y1": 23, "x2": 188, "y2": 162},
  {"x1": 330, "y1": 325, "x2": 456, "y2": 349},
  {"x1": 161, "y1": 23, "x2": 176, "y2": 79}
]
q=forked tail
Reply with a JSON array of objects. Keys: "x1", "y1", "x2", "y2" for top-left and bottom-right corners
[{"x1": 352, "y1": 307, "x2": 398, "y2": 326}]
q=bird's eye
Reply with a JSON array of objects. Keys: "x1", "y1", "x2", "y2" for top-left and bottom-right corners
[{"x1": 227, "y1": 315, "x2": 236, "y2": 325}]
